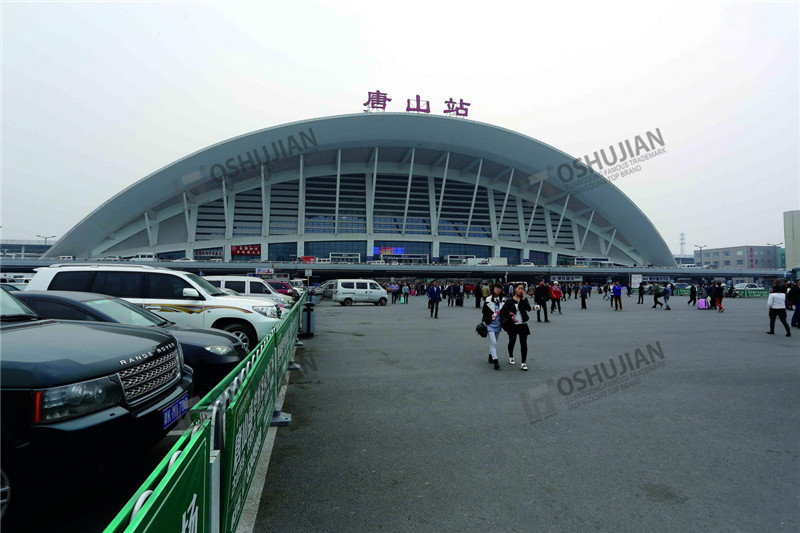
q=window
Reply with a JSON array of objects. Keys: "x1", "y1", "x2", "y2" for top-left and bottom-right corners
[
  {"x1": 356, "y1": 282, "x2": 368, "y2": 289},
  {"x1": 249, "y1": 282, "x2": 268, "y2": 294},
  {"x1": 227, "y1": 281, "x2": 246, "y2": 293},
  {"x1": 91, "y1": 272, "x2": 144, "y2": 298},
  {"x1": 50, "y1": 271, "x2": 94, "y2": 291},
  {"x1": 723, "y1": 251, "x2": 731, "y2": 256},
  {"x1": 146, "y1": 273, "x2": 195, "y2": 300},
  {"x1": 712, "y1": 252, "x2": 719, "y2": 257},
  {"x1": 341, "y1": 282, "x2": 355, "y2": 289},
  {"x1": 736, "y1": 250, "x2": 744, "y2": 256},
  {"x1": 26, "y1": 300, "x2": 95, "y2": 321},
  {"x1": 737, "y1": 260, "x2": 744, "y2": 265},
  {"x1": 370, "y1": 282, "x2": 380, "y2": 290},
  {"x1": 206, "y1": 280, "x2": 221, "y2": 287},
  {"x1": 724, "y1": 260, "x2": 731, "y2": 266}
]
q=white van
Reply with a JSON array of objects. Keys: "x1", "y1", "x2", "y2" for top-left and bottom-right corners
[
  {"x1": 129, "y1": 252, "x2": 157, "y2": 261},
  {"x1": 203, "y1": 275, "x2": 294, "y2": 307},
  {"x1": 331, "y1": 279, "x2": 388, "y2": 306}
]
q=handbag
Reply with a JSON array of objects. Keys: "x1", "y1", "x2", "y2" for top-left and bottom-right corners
[
  {"x1": 475, "y1": 322, "x2": 488, "y2": 338},
  {"x1": 501, "y1": 316, "x2": 515, "y2": 333}
]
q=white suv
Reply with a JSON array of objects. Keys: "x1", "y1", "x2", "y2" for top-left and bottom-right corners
[{"x1": 26, "y1": 264, "x2": 281, "y2": 350}]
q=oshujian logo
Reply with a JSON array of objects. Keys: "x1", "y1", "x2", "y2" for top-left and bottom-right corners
[
  {"x1": 549, "y1": 128, "x2": 667, "y2": 195},
  {"x1": 521, "y1": 341, "x2": 667, "y2": 424}
]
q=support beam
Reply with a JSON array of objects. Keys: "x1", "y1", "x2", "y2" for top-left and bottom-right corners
[
  {"x1": 553, "y1": 194, "x2": 570, "y2": 244},
  {"x1": 295, "y1": 156, "x2": 303, "y2": 236},
  {"x1": 435, "y1": 152, "x2": 450, "y2": 235},
  {"x1": 464, "y1": 159, "x2": 483, "y2": 238},
  {"x1": 524, "y1": 180, "x2": 544, "y2": 243},
  {"x1": 334, "y1": 149, "x2": 341, "y2": 234},
  {"x1": 496, "y1": 169, "x2": 515, "y2": 238},
  {"x1": 401, "y1": 148, "x2": 415, "y2": 234},
  {"x1": 367, "y1": 147, "x2": 378, "y2": 235},
  {"x1": 580, "y1": 210, "x2": 595, "y2": 252},
  {"x1": 605, "y1": 227, "x2": 618, "y2": 256}
]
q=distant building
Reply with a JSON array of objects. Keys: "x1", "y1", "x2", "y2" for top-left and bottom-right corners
[
  {"x1": 0, "y1": 239, "x2": 50, "y2": 259},
  {"x1": 693, "y1": 245, "x2": 780, "y2": 269},
  {"x1": 673, "y1": 254, "x2": 695, "y2": 266}
]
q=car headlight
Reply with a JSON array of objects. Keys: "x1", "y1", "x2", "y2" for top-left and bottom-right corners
[
  {"x1": 252, "y1": 305, "x2": 279, "y2": 318},
  {"x1": 34, "y1": 377, "x2": 123, "y2": 423},
  {"x1": 204, "y1": 345, "x2": 237, "y2": 356}
]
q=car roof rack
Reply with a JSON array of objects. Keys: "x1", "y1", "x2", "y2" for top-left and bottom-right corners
[{"x1": 40, "y1": 263, "x2": 163, "y2": 270}]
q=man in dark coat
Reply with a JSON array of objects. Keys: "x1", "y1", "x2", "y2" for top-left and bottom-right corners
[
  {"x1": 688, "y1": 283, "x2": 697, "y2": 306},
  {"x1": 534, "y1": 280, "x2": 551, "y2": 322},
  {"x1": 788, "y1": 280, "x2": 800, "y2": 328}
]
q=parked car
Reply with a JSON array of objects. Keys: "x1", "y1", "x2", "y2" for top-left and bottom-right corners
[
  {"x1": 96, "y1": 255, "x2": 122, "y2": 261},
  {"x1": 14, "y1": 291, "x2": 248, "y2": 395},
  {"x1": 264, "y1": 280, "x2": 299, "y2": 300},
  {"x1": 204, "y1": 276, "x2": 294, "y2": 307},
  {"x1": 309, "y1": 279, "x2": 337, "y2": 299},
  {"x1": 25, "y1": 264, "x2": 281, "y2": 351},
  {"x1": 331, "y1": 279, "x2": 388, "y2": 306},
  {"x1": 0, "y1": 289, "x2": 193, "y2": 521},
  {"x1": 734, "y1": 283, "x2": 764, "y2": 290}
]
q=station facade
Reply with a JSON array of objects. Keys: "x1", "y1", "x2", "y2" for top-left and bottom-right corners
[{"x1": 45, "y1": 114, "x2": 675, "y2": 267}]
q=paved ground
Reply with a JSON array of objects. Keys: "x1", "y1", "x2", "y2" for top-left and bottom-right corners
[{"x1": 252, "y1": 292, "x2": 798, "y2": 532}]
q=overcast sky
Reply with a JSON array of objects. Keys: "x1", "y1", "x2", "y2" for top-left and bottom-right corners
[{"x1": 2, "y1": 1, "x2": 798, "y2": 254}]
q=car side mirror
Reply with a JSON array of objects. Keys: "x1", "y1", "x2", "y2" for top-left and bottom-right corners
[{"x1": 183, "y1": 288, "x2": 201, "y2": 299}]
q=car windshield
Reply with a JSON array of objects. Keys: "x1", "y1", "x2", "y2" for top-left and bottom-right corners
[
  {"x1": 84, "y1": 297, "x2": 167, "y2": 327},
  {"x1": 0, "y1": 289, "x2": 39, "y2": 320},
  {"x1": 186, "y1": 273, "x2": 227, "y2": 296}
]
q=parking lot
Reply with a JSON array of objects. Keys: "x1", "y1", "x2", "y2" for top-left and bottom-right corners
[{"x1": 252, "y1": 293, "x2": 798, "y2": 532}]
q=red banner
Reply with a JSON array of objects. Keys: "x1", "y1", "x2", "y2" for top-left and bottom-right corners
[{"x1": 231, "y1": 245, "x2": 261, "y2": 256}]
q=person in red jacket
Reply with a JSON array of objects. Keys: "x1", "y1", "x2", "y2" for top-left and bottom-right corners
[{"x1": 550, "y1": 282, "x2": 563, "y2": 315}]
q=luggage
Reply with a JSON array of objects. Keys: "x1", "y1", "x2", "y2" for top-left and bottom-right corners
[
  {"x1": 456, "y1": 294, "x2": 464, "y2": 306},
  {"x1": 698, "y1": 298, "x2": 708, "y2": 309}
]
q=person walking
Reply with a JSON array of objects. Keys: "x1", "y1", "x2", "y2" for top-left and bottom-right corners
[
  {"x1": 402, "y1": 283, "x2": 410, "y2": 304},
  {"x1": 715, "y1": 281, "x2": 725, "y2": 313},
  {"x1": 663, "y1": 282, "x2": 672, "y2": 310},
  {"x1": 612, "y1": 281, "x2": 623, "y2": 310},
  {"x1": 500, "y1": 283, "x2": 532, "y2": 371},
  {"x1": 767, "y1": 285, "x2": 791, "y2": 337},
  {"x1": 788, "y1": 280, "x2": 800, "y2": 328},
  {"x1": 534, "y1": 280, "x2": 551, "y2": 322},
  {"x1": 427, "y1": 280, "x2": 442, "y2": 319},
  {"x1": 652, "y1": 283, "x2": 663, "y2": 308},
  {"x1": 637, "y1": 283, "x2": 645, "y2": 304},
  {"x1": 688, "y1": 283, "x2": 697, "y2": 306},
  {"x1": 550, "y1": 282, "x2": 563, "y2": 315},
  {"x1": 482, "y1": 283, "x2": 505, "y2": 370},
  {"x1": 580, "y1": 282, "x2": 590, "y2": 309},
  {"x1": 474, "y1": 282, "x2": 483, "y2": 308}
]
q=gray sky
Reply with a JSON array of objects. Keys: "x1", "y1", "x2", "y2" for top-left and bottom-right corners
[{"x1": 2, "y1": 1, "x2": 798, "y2": 254}]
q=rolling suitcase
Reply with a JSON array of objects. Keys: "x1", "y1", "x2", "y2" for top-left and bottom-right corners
[
  {"x1": 698, "y1": 298, "x2": 708, "y2": 309},
  {"x1": 456, "y1": 294, "x2": 464, "y2": 306}
]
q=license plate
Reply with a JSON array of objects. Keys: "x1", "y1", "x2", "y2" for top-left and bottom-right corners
[{"x1": 162, "y1": 393, "x2": 189, "y2": 429}]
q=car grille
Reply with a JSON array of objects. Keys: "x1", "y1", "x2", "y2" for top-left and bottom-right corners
[{"x1": 117, "y1": 347, "x2": 181, "y2": 404}]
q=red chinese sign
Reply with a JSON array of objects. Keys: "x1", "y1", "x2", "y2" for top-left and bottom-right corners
[
  {"x1": 363, "y1": 90, "x2": 470, "y2": 117},
  {"x1": 231, "y1": 245, "x2": 261, "y2": 256}
]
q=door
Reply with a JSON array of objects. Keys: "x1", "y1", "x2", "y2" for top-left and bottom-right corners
[{"x1": 139, "y1": 273, "x2": 208, "y2": 328}]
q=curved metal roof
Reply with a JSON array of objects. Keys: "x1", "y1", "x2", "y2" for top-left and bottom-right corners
[{"x1": 47, "y1": 113, "x2": 674, "y2": 265}]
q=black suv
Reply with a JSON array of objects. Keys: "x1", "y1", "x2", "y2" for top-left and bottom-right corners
[{"x1": 0, "y1": 289, "x2": 193, "y2": 520}]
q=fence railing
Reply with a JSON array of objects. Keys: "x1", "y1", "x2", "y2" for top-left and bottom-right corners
[{"x1": 104, "y1": 295, "x2": 304, "y2": 533}]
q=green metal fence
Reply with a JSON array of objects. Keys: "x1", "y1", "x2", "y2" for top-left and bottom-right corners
[{"x1": 104, "y1": 296, "x2": 304, "y2": 533}]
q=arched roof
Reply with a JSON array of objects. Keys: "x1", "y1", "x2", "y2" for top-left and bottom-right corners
[{"x1": 46, "y1": 113, "x2": 674, "y2": 266}]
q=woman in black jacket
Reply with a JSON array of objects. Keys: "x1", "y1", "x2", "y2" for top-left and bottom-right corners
[{"x1": 500, "y1": 283, "x2": 533, "y2": 371}]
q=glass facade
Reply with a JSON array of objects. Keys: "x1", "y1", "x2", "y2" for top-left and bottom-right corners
[
  {"x1": 500, "y1": 247, "x2": 521, "y2": 265},
  {"x1": 439, "y1": 243, "x2": 491, "y2": 258},
  {"x1": 305, "y1": 240, "x2": 367, "y2": 261}
]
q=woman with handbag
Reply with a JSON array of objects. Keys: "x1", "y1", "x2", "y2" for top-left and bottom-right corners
[
  {"x1": 481, "y1": 283, "x2": 505, "y2": 370},
  {"x1": 500, "y1": 283, "x2": 532, "y2": 371}
]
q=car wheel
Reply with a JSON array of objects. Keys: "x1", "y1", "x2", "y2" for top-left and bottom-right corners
[
  {"x1": 220, "y1": 323, "x2": 257, "y2": 352},
  {"x1": 343, "y1": 298, "x2": 353, "y2": 306},
  {"x1": 378, "y1": 297, "x2": 387, "y2": 306}
]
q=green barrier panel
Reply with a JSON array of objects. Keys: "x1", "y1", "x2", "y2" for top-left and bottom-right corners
[
  {"x1": 740, "y1": 289, "x2": 769, "y2": 298},
  {"x1": 104, "y1": 421, "x2": 212, "y2": 533},
  {"x1": 221, "y1": 335, "x2": 278, "y2": 533}
]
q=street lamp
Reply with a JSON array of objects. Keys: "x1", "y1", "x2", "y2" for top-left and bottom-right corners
[
  {"x1": 37, "y1": 234, "x2": 56, "y2": 247},
  {"x1": 694, "y1": 244, "x2": 707, "y2": 266}
]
